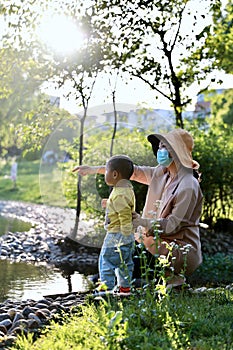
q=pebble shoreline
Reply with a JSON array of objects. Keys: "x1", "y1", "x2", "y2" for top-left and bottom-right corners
[
  {"x1": 0, "y1": 200, "x2": 100, "y2": 270},
  {"x1": 0, "y1": 200, "x2": 232, "y2": 348},
  {"x1": 0, "y1": 200, "x2": 100, "y2": 348}
]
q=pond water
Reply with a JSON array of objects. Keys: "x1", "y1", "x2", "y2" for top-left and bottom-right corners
[
  {"x1": 0, "y1": 260, "x2": 92, "y2": 302},
  {"x1": 0, "y1": 216, "x2": 94, "y2": 302}
]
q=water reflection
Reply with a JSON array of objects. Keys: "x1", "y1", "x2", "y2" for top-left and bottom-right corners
[
  {"x1": 0, "y1": 260, "x2": 93, "y2": 302},
  {"x1": 0, "y1": 215, "x2": 31, "y2": 236}
]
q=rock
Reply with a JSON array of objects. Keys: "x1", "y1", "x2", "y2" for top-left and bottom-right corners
[
  {"x1": 0, "y1": 330, "x2": 6, "y2": 337},
  {"x1": 0, "y1": 319, "x2": 12, "y2": 329},
  {"x1": 36, "y1": 299, "x2": 51, "y2": 306},
  {"x1": 9, "y1": 319, "x2": 28, "y2": 333},
  {"x1": 28, "y1": 313, "x2": 42, "y2": 325},
  {"x1": 11, "y1": 326, "x2": 28, "y2": 336},
  {"x1": 192, "y1": 287, "x2": 207, "y2": 293},
  {"x1": 12, "y1": 312, "x2": 24, "y2": 323},
  {"x1": 0, "y1": 325, "x2": 7, "y2": 335},
  {"x1": 34, "y1": 303, "x2": 50, "y2": 310},
  {"x1": 35, "y1": 309, "x2": 50, "y2": 320},
  {"x1": 0, "y1": 314, "x2": 11, "y2": 322},
  {"x1": 22, "y1": 306, "x2": 35, "y2": 318},
  {"x1": 27, "y1": 318, "x2": 40, "y2": 329}
]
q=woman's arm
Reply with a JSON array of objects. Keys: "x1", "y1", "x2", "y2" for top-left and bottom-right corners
[
  {"x1": 131, "y1": 165, "x2": 162, "y2": 185},
  {"x1": 159, "y1": 186, "x2": 201, "y2": 236}
]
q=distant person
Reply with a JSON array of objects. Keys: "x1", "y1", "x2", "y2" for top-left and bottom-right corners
[
  {"x1": 10, "y1": 160, "x2": 18, "y2": 189},
  {"x1": 74, "y1": 155, "x2": 135, "y2": 296}
]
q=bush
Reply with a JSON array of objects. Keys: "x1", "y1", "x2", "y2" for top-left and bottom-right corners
[
  {"x1": 61, "y1": 128, "x2": 154, "y2": 213},
  {"x1": 61, "y1": 122, "x2": 233, "y2": 226},
  {"x1": 188, "y1": 253, "x2": 233, "y2": 287},
  {"x1": 187, "y1": 119, "x2": 233, "y2": 227}
]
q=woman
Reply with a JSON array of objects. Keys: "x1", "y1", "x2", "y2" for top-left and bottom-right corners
[
  {"x1": 72, "y1": 128, "x2": 203, "y2": 289},
  {"x1": 131, "y1": 128, "x2": 203, "y2": 288}
]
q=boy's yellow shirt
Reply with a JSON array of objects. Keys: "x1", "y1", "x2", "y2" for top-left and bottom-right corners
[{"x1": 105, "y1": 180, "x2": 135, "y2": 236}]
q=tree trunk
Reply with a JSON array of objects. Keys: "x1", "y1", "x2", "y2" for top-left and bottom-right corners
[
  {"x1": 110, "y1": 90, "x2": 117, "y2": 157},
  {"x1": 68, "y1": 109, "x2": 86, "y2": 240},
  {"x1": 174, "y1": 105, "x2": 184, "y2": 128}
]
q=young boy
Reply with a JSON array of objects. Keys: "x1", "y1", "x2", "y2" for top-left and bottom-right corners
[{"x1": 96, "y1": 155, "x2": 135, "y2": 296}]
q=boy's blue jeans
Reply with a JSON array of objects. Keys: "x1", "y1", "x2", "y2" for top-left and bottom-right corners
[{"x1": 99, "y1": 232, "x2": 135, "y2": 290}]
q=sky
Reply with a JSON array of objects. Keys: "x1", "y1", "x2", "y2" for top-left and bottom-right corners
[
  {"x1": 1, "y1": 0, "x2": 232, "y2": 115},
  {"x1": 57, "y1": 71, "x2": 233, "y2": 115},
  {"x1": 39, "y1": 0, "x2": 232, "y2": 115}
]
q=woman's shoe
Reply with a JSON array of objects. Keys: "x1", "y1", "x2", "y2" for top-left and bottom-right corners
[{"x1": 166, "y1": 275, "x2": 186, "y2": 290}]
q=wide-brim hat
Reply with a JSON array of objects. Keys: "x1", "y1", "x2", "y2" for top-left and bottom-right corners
[{"x1": 147, "y1": 128, "x2": 200, "y2": 170}]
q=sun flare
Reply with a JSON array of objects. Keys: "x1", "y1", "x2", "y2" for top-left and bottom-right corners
[{"x1": 37, "y1": 14, "x2": 84, "y2": 55}]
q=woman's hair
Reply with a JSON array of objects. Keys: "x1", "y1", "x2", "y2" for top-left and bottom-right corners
[
  {"x1": 107, "y1": 155, "x2": 134, "y2": 179},
  {"x1": 193, "y1": 169, "x2": 202, "y2": 182}
]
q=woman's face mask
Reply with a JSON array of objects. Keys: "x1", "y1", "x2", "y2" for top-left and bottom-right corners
[{"x1": 157, "y1": 148, "x2": 173, "y2": 167}]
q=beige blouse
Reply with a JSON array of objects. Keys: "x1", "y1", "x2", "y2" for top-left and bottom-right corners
[{"x1": 131, "y1": 165, "x2": 203, "y2": 275}]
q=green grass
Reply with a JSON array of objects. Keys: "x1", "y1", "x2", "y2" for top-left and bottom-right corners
[
  {"x1": 0, "y1": 159, "x2": 41, "y2": 203},
  {"x1": 0, "y1": 159, "x2": 69, "y2": 207},
  {"x1": 11, "y1": 288, "x2": 233, "y2": 350}
]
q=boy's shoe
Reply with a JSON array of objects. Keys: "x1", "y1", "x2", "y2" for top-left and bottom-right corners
[
  {"x1": 92, "y1": 289, "x2": 112, "y2": 297},
  {"x1": 113, "y1": 286, "x2": 131, "y2": 297},
  {"x1": 92, "y1": 282, "x2": 110, "y2": 297}
]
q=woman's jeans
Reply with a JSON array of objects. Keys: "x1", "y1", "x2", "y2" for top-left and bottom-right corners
[{"x1": 99, "y1": 232, "x2": 135, "y2": 290}]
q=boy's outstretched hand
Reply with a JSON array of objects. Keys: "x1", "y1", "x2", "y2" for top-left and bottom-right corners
[
  {"x1": 72, "y1": 165, "x2": 92, "y2": 175},
  {"x1": 72, "y1": 165, "x2": 105, "y2": 175}
]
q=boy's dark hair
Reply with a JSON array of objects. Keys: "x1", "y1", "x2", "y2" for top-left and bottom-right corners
[{"x1": 107, "y1": 155, "x2": 134, "y2": 179}]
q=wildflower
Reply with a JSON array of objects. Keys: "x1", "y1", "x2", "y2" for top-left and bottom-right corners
[
  {"x1": 158, "y1": 255, "x2": 168, "y2": 264},
  {"x1": 183, "y1": 244, "x2": 192, "y2": 250},
  {"x1": 153, "y1": 200, "x2": 161, "y2": 210}
]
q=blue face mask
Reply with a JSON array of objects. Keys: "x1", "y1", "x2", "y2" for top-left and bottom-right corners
[{"x1": 157, "y1": 149, "x2": 173, "y2": 167}]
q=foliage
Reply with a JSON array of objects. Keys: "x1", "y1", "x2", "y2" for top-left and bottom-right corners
[
  {"x1": 12, "y1": 288, "x2": 233, "y2": 349},
  {"x1": 203, "y1": 0, "x2": 233, "y2": 75},
  {"x1": 186, "y1": 113, "x2": 233, "y2": 226},
  {"x1": 185, "y1": 0, "x2": 233, "y2": 90},
  {"x1": 189, "y1": 253, "x2": 233, "y2": 287},
  {"x1": 1, "y1": 0, "x2": 232, "y2": 230},
  {"x1": 18, "y1": 103, "x2": 73, "y2": 155},
  {"x1": 0, "y1": 47, "x2": 45, "y2": 153},
  {"x1": 61, "y1": 127, "x2": 155, "y2": 213},
  {"x1": 0, "y1": 159, "x2": 42, "y2": 203},
  {"x1": 0, "y1": 45, "x2": 74, "y2": 158},
  {"x1": 88, "y1": 0, "x2": 221, "y2": 127},
  {"x1": 11, "y1": 245, "x2": 233, "y2": 350},
  {"x1": 209, "y1": 88, "x2": 233, "y2": 126},
  {"x1": 1, "y1": 114, "x2": 232, "y2": 226},
  {"x1": 0, "y1": 159, "x2": 66, "y2": 207},
  {"x1": 11, "y1": 303, "x2": 127, "y2": 350},
  {"x1": 1, "y1": 0, "x2": 228, "y2": 131}
]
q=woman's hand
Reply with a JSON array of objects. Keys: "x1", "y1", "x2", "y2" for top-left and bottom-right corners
[
  {"x1": 101, "y1": 198, "x2": 108, "y2": 209},
  {"x1": 132, "y1": 212, "x2": 151, "y2": 229}
]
